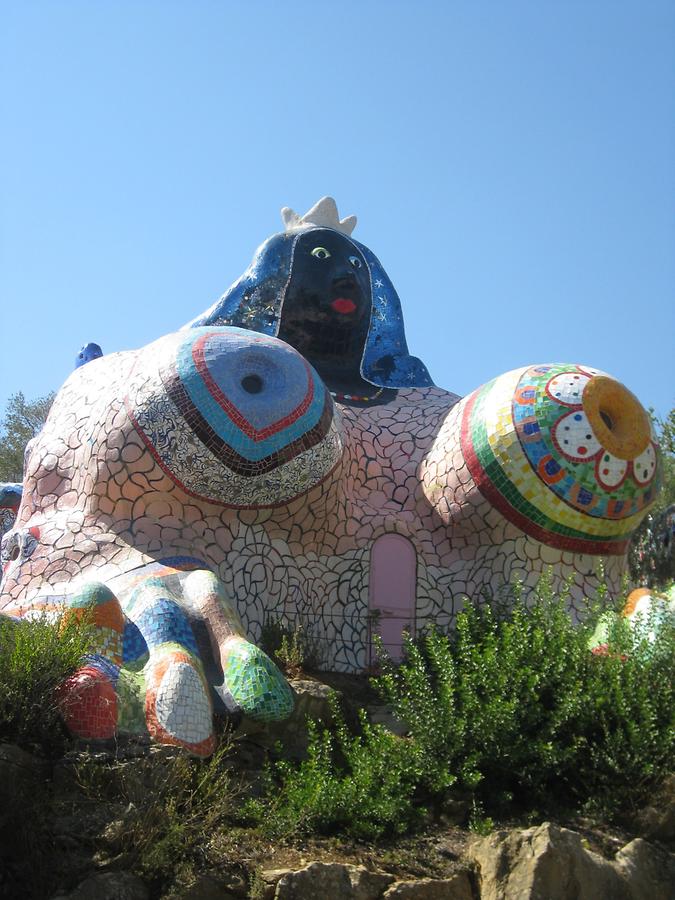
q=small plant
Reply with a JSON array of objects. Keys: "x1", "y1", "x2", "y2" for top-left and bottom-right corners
[
  {"x1": 260, "y1": 616, "x2": 324, "y2": 675},
  {"x1": 0, "y1": 609, "x2": 93, "y2": 753},
  {"x1": 77, "y1": 739, "x2": 239, "y2": 888},
  {"x1": 243, "y1": 692, "x2": 428, "y2": 840},
  {"x1": 468, "y1": 799, "x2": 495, "y2": 835},
  {"x1": 277, "y1": 629, "x2": 305, "y2": 678}
]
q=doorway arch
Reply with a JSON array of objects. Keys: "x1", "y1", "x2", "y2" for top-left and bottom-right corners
[{"x1": 368, "y1": 533, "x2": 417, "y2": 664}]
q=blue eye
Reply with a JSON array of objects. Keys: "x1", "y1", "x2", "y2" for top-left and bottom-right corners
[
  {"x1": 311, "y1": 247, "x2": 331, "y2": 260},
  {"x1": 349, "y1": 255, "x2": 362, "y2": 269}
]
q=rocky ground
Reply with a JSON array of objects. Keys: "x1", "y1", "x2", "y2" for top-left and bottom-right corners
[{"x1": 1, "y1": 675, "x2": 673, "y2": 900}]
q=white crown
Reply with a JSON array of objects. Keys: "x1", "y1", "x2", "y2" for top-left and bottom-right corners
[{"x1": 281, "y1": 196, "x2": 357, "y2": 236}]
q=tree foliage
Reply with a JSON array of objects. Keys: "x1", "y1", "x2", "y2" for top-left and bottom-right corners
[
  {"x1": 0, "y1": 391, "x2": 55, "y2": 482},
  {"x1": 629, "y1": 407, "x2": 675, "y2": 588}
]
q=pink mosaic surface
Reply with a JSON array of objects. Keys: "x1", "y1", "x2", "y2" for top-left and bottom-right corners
[{"x1": 1, "y1": 330, "x2": 653, "y2": 677}]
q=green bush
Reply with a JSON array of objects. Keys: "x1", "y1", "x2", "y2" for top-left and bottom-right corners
[
  {"x1": 249, "y1": 578, "x2": 674, "y2": 841},
  {"x1": 244, "y1": 693, "x2": 428, "y2": 840},
  {"x1": 374, "y1": 584, "x2": 675, "y2": 816},
  {"x1": 0, "y1": 611, "x2": 93, "y2": 753}
]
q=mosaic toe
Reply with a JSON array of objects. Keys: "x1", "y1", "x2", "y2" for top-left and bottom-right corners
[
  {"x1": 146, "y1": 654, "x2": 215, "y2": 757},
  {"x1": 58, "y1": 665, "x2": 118, "y2": 740},
  {"x1": 221, "y1": 637, "x2": 294, "y2": 722}
]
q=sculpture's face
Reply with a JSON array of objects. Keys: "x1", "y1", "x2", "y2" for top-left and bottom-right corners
[{"x1": 278, "y1": 229, "x2": 371, "y2": 385}]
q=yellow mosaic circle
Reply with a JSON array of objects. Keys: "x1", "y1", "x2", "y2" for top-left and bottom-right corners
[{"x1": 583, "y1": 376, "x2": 651, "y2": 461}]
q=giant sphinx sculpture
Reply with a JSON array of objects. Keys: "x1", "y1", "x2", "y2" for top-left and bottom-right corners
[{"x1": 0, "y1": 198, "x2": 661, "y2": 755}]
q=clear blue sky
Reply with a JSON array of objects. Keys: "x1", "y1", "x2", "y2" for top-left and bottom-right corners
[{"x1": 1, "y1": 1, "x2": 673, "y2": 423}]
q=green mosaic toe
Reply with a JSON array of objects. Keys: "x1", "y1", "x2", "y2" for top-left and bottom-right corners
[{"x1": 223, "y1": 638, "x2": 294, "y2": 722}]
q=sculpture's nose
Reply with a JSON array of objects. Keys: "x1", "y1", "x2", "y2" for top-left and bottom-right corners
[
  {"x1": 332, "y1": 274, "x2": 358, "y2": 293},
  {"x1": 126, "y1": 327, "x2": 343, "y2": 507}
]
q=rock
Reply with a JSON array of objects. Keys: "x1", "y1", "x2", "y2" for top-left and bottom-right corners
[
  {"x1": 247, "y1": 680, "x2": 339, "y2": 758},
  {"x1": 0, "y1": 743, "x2": 47, "y2": 807},
  {"x1": 55, "y1": 871, "x2": 149, "y2": 900},
  {"x1": 382, "y1": 872, "x2": 474, "y2": 898},
  {"x1": 349, "y1": 866, "x2": 397, "y2": 899},
  {"x1": 260, "y1": 868, "x2": 293, "y2": 900},
  {"x1": 614, "y1": 837, "x2": 675, "y2": 900},
  {"x1": 289, "y1": 679, "x2": 338, "y2": 722},
  {"x1": 367, "y1": 704, "x2": 409, "y2": 737},
  {"x1": 53, "y1": 801, "x2": 128, "y2": 848},
  {"x1": 173, "y1": 871, "x2": 242, "y2": 899},
  {"x1": 274, "y1": 862, "x2": 394, "y2": 899},
  {"x1": 470, "y1": 821, "x2": 630, "y2": 900},
  {"x1": 634, "y1": 774, "x2": 675, "y2": 845}
]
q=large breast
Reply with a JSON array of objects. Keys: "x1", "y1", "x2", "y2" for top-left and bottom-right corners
[
  {"x1": 124, "y1": 326, "x2": 344, "y2": 508},
  {"x1": 424, "y1": 363, "x2": 659, "y2": 555}
]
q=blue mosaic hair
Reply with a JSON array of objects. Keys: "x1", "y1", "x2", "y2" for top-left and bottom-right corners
[{"x1": 185, "y1": 227, "x2": 434, "y2": 389}]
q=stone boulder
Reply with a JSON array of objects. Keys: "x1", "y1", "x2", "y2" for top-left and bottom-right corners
[
  {"x1": 633, "y1": 774, "x2": 675, "y2": 846},
  {"x1": 273, "y1": 862, "x2": 394, "y2": 899},
  {"x1": 382, "y1": 873, "x2": 474, "y2": 898},
  {"x1": 0, "y1": 742, "x2": 47, "y2": 808},
  {"x1": 470, "y1": 822, "x2": 630, "y2": 899},
  {"x1": 237, "y1": 679, "x2": 339, "y2": 758},
  {"x1": 614, "y1": 837, "x2": 675, "y2": 900},
  {"x1": 52, "y1": 871, "x2": 148, "y2": 900}
]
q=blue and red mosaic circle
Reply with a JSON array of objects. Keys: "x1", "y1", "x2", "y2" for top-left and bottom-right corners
[{"x1": 125, "y1": 328, "x2": 342, "y2": 506}]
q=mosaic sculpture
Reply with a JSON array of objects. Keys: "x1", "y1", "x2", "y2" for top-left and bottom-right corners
[
  {"x1": 589, "y1": 585, "x2": 675, "y2": 654},
  {"x1": 0, "y1": 483, "x2": 22, "y2": 585},
  {"x1": 75, "y1": 342, "x2": 103, "y2": 369},
  {"x1": 0, "y1": 198, "x2": 661, "y2": 755}
]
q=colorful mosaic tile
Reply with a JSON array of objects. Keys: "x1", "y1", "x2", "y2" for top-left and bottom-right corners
[
  {"x1": 221, "y1": 636, "x2": 294, "y2": 722},
  {"x1": 125, "y1": 328, "x2": 343, "y2": 507},
  {"x1": 0, "y1": 198, "x2": 662, "y2": 757},
  {"x1": 461, "y1": 364, "x2": 660, "y2": 554}
]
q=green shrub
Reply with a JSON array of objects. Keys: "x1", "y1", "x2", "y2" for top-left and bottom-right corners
[
  {"x1": 374, "y1": 583, "x2": 675, "y2": 816},
  {"x1": 0, "y1": 611, "x2": 93, "y2": 753},
  {"x1": 244, "y1": 693, "x2": 428, "y2": 840},
  {"x1": 245, "y1": 580, "x2": 674, "y2": 841}
]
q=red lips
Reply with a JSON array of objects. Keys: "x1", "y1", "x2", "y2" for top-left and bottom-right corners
[{"x1": 331, "y1": 298, "x2": 356, "y2": 315}]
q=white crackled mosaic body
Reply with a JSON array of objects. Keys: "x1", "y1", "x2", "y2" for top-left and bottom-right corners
[{"x1": 0, "y1": 198, "x2": 660, "y2": 753}]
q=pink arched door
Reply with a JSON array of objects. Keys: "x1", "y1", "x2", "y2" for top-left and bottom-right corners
[{"x1": 369, "y1": 534, "x2": 417, "y2": 664}]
